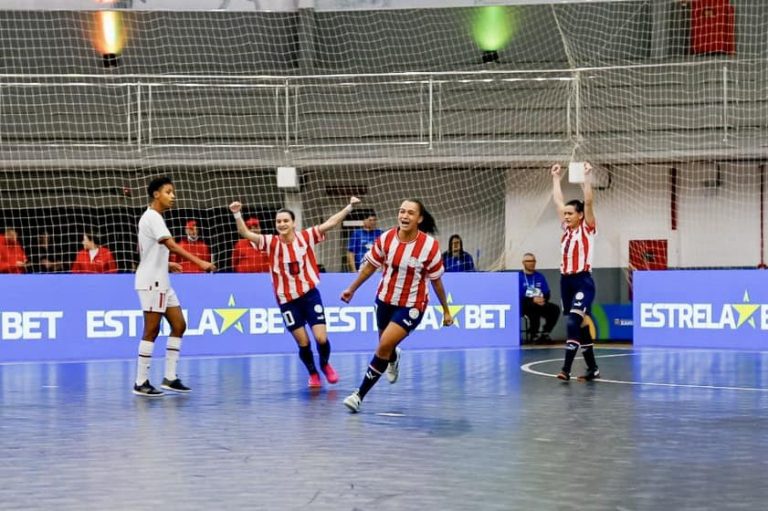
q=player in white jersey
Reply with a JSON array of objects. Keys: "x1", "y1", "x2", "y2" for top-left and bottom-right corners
[
  {"x1": 133, "y1": 176, "x2": 215, "y2": 397},
  {"x1": 551, "y1": 162, "x2": 600, "y2": 382},
  {"x1": 229, "y1": 197, "x2": 359, "y2": 388},
  {"x1": 340, "y1": 199, "x2": 454, "y2": 413}
]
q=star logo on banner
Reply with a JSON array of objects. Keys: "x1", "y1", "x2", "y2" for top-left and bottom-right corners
[
  {"x1": 213, "y1": 294, "x2": 249, "y2": 333},
  {"x1": 731, "y1": 290, "x2": 760, "y2": 328},
  {"x1": 436, "y1": 293, "x2": 464, "y2": 327}
]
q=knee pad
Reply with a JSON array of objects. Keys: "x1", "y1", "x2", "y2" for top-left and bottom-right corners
[{"x1": 566, "y1": 312, "x2": 584, "y2": 341}]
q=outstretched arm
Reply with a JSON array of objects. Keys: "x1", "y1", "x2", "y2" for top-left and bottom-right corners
[
  {"x1": 229, "y1": 201, "x2": 263, "y2": 245},
  {"x1": 430, "y1": 277, "x2": 454, "y2": 326},
  {"x1": 551, "y1": 164, "x2": 566, "y2": 221},
  {"x1": 340, "y1": 260, "x2": 376, "y2": 303},
  {"x1": 161, "y1": 238, "x2": 215, "y2": 272},
  {"x1": 581, "y1": 161, "x2": 595, "y2": 227},
  {"x1": 318, "y1": 197, "x2": 361, "y2": 235}
]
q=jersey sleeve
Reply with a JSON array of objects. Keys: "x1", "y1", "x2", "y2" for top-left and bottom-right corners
[
  {"x1": 304, "y1": 226, "x2": 326, "y2": 247},
  {"x1": 424, "y1": 241, "x2": 445, "y2": 280},
  {"x1": 256, "y1": 234, "x2": 271, "y2": 253},
  {"x1": 149, "y1": 212, "x2": 172, "y2": 241},
  {"x1": 364, "y1": 233, "x2": 386, "y2": 268}
]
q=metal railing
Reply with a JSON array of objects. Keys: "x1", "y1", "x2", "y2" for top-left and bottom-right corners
[{"x1": 0, "y1": 60, "x2": 757, "y2": 152}]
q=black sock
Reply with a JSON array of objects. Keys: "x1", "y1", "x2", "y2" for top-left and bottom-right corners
[
  {"x1": 317, "y1": 340, "x2": 331, "y2": 367},
  {"x1": 298, "y1": 345, "x2": 317, "y2": 375},
  {"x1": 357, "y1": 355, "x2": 388, "y2": 399},
  {"x1": 582, "y1": 345, "x2": 598, "y2": 371},
  {"x1": 581, "y1": 325, "x2": 592, "y2": 343},
  {"x1": 562, "y1": 342, "x2": 579, "y2": 373}
]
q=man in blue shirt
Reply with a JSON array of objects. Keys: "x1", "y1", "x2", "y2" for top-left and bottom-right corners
[
  {"x1": 520, "y1": 252, "x2": 560, "y2": 342},
  {"x1": 346, "y1": 212, "x2": 382, "y2": 272}
]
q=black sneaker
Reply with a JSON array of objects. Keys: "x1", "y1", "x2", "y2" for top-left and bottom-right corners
[
  {"x1": 578, "y1": 369, "x2": 601, "y2": 382},
  {"x1": 556, "y1": 370, "x2": 570, "y2": 381},
  {"x1": 133, "y1": 380, "x2": 164, "y2": 397},
  {"x1": 161, "y1": 378, "x2": 191, "y2": 393}
]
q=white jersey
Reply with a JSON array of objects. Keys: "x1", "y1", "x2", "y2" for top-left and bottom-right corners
[{"x1": 135, "y1": 207, "x2": 172, "y2": 290}]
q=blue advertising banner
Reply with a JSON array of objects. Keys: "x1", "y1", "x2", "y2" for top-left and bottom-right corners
[
  {"x1": 0, "y1": 272, "x2": 519, "y2": 362},
  {"x1": 633, "y1": 270, "x2": 768, "y2": 350}
]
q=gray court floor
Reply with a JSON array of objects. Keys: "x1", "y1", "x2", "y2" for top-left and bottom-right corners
[{"x1": 0, "y1": 346, "x2": 766, "y2": 510}]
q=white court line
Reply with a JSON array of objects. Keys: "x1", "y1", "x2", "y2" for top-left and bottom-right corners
[{"x1": 521, "y1": 353, "x2": 768, "y2": 392}]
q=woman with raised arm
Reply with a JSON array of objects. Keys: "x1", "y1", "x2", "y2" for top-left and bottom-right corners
[
  {"x1": 340, "y1": 199, "x2": 453, "y2": 413},
  {"x1": 551, "y1": 162, "x2": 600, "y2": 381},
  {"x1": 230, "y1": 197, "x2": 359, "y2": 388}
]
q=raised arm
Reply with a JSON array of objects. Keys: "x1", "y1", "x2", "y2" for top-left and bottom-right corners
[
  {"x1": 340, "y1": 260, "x2": 377, "y2": 303},
  {"x1": 581, "y1": 161, "x2": 595, "y2": 227},
  {"x1": 229, "y1": 201, "x2": 263, "y2": 245},
  {"x1": 551, "y1": 163, "x2": 566, "y2": 221},
  {"x1": 430, "y1": 277, "x2": 454, "y2": 326},
  {"x1": 317, "y1": 197, "x2": 360, "y2": 235}
]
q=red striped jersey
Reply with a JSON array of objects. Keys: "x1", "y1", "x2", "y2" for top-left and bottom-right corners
[
  {"x1": 560, "y1": 219, "x2": 597, "y2": 274},
  {"x1": 257, "y1": 227, "x2": 325, "y2": 305},
  {"x1": 364, "y1": 228, "x2": 444, "y2": 310}
]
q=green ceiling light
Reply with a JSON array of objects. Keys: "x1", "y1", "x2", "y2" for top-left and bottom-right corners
[{"x1": 472, "y1": 6, "x2": 519, "y2": 52}]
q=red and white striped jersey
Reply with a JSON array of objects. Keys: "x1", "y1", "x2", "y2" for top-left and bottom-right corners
[
  {"x1": 364, "y1": 228, "x2": 444, "y2": 310},
  {"x1": 560, "y1": 219, "x2": 597, "y2": 274},
  {"x1": 257, "y1": 227, "x2": 325, "y2": 305}
]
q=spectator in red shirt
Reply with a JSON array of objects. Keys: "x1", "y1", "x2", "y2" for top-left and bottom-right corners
[
  {"x1": 171, "y1": 219, "x2": 211, "y2": 273},
  {"x1": 231, "y1": 217, "x2": 270, "y2": 273},
  {"x1": 71, "y1": 232, "x2": 117, "y2": 273},
  {"x1": 0, "y1": 228, "x2": 28, "y2": 274}
]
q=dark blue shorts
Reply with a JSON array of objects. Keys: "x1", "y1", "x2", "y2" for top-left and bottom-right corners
[
  {"x1": 279, "y1": 288, "x2": 326, "y2": 332},
  {"x1": 560, "y1": 272, "x2": 595, "y2": 316},
  {"x1": 375, "y1": 299, "x2": 425, "y2": 334}
]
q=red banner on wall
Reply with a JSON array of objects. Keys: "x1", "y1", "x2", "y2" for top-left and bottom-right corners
[{"x1": 691, "y1": 0, "x2": 735, "y2": 55}]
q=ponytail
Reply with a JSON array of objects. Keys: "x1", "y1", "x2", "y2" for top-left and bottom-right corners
[{"x1": 408, "y1": 198, "x2": 438, "y2": 235}]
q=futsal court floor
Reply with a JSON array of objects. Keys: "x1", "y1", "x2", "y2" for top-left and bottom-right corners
[{"x1": 1, "y1": 344, "x2": 767, "y2": 511}]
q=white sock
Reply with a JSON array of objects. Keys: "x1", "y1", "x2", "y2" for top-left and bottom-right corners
[
  {"x1": 135, "y1": 340, "x2": 155, "y2": 386},
  {"x1": 164, "y1": 336, "x2": 182, "y2": 381}
]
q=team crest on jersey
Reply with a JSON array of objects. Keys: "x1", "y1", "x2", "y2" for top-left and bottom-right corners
[
  {"x1": 407, "y1": 256, "x2": 421, "y2": 268},
  {"x1": 409, "y1": 308, "x2": 420, "y2": 319}
]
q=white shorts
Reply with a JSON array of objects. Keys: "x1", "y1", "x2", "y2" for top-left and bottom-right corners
[{"x1": 137, "y1": 287, "x2": 180, "y2": 313}]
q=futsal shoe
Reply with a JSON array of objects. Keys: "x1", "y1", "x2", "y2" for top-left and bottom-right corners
[
  {"x1": 321, "y1": 364, "x2": 339, "y2": 384},
  {"x1": 386, "y1": 347, "x2": 402, "y2": 384},
  {"x1": 161, "y1": 377, "x2": 191, "y2": 393},
  {"x1": 556, "y1": 370, "x2": 571, "y2": 381},
  {"x1": 343, "y1": 391, "x2": 362, "y2": 413},
  {"x1": 578, "y1": 368, "x2": 601, "y2": 382},
  {"x1": 308, "y1": 373, "x2": 322, "y2": 388},
  {"x1": 133, "y1": 380, "x2": 164, "y2": 397}
]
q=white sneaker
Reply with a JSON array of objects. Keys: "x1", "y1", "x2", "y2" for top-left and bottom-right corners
[
  {"x1": 386, "y1": 347, "x2": 401, "y2": 384},
  {"x1": 343, "y1": 391, "x2": 362, "y2": 413}
]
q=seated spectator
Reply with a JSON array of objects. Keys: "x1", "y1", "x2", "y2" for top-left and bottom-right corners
[
  {"x1": 0, "y1": 228, "x2": 28, "y2": 274},
  {"x1": 171, "y1": 219, "x2": 211, "y2": 273},
  {"x1": 71, "y1": 232, "x2": 117, "y2": 273},
  {"x1": 30, "y1": 231, "x2": 64, "y2": 273},
  {"x1": 442, "y1": 234, "x2": 476, "y2": 272},
  {"x1": 346, "y1": 211, "x2": 382, "y2": 272},
  {"x1": 231, "y1": 217, "x2": 270, "y2": 273},
  {"x1": 519, "y1": 252, "x2": 560, "y2": 343}
]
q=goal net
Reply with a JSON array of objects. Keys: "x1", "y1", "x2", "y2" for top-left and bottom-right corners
[{"x1": 0, "y1": 1, "x2": 764, "y2": 288}]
